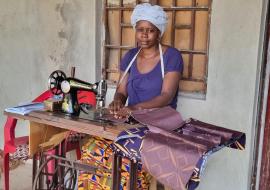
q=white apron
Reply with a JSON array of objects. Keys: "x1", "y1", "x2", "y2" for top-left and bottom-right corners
[{"x1": 118, "y1": 43, "x2": 165, "y2": 86}]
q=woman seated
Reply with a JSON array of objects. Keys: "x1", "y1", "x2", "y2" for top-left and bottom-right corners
[{"x1": 78, "y1": 3, "x2": 183, "y2": 190}]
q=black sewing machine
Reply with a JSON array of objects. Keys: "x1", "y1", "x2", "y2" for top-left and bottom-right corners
[{"x1": 47, "y1": 70, "x2": 107, "y2": 117}]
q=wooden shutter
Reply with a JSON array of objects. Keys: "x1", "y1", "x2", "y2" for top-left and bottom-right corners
[{"x1": 103, "y1": 0, "x2": 211, "y2": 94}]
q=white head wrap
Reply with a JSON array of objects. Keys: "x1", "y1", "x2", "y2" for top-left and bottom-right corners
[{"x1": 131, "y1": 3, "x2": 168, "y2": 36}]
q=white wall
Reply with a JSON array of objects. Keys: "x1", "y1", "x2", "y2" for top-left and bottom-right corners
[
  {"x1": 178, "y1": 1, "x2": 264, "y2": 189},
  {"x1": 0, "y1": 0, "x2": 97, "y2": 148},
  {"x1": 180, "y1": 0, "x2": 264, "y2": 189},
  {"x1": 0, "y1": 0, "x2": 267, "y2": 189}
]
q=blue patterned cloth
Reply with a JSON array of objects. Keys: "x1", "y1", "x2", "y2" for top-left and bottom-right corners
[{"x1": 111, "y1": 126, "x2": 149, "y2": 164}]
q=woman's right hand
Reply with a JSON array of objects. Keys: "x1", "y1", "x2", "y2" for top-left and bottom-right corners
[{"x1": 108, "y1": 99, "x2": 124, "y2": 115}]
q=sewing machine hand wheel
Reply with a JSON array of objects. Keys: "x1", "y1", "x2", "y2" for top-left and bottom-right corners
[{"x1": 48, "y1": 70, "x2": 67, "y2": 95}]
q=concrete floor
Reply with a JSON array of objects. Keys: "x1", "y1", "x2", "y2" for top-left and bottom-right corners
[
  {"x1": 0, "y1": 159, "x2": 166, "y2": 190},
  {"x1": 0, "y1": 160, "x2": 32, "y2": 190}
]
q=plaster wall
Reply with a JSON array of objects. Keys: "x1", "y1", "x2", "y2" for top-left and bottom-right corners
[
  {"x1": 0, "y1": 0, "x2": 266, "y2": 190},
  {"x1": 181, "y1": 1, "x2": 264, "y2": 189},
  {"x1": 0, "y1": 0, "x2": 96, "y2": 148}
]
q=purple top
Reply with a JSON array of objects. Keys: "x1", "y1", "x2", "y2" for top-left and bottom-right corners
[{"x1": 120, "y1": 47, "x2": 183, "y2": 109}]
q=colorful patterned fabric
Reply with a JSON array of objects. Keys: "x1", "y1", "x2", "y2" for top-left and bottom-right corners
[{"x1": 78, "y1": 136, "x2": 151, "y2": 190}]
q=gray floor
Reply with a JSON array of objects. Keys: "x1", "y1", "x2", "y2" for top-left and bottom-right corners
[
  {"x1": 0, "y1": 159, "x2": 166, "y2": 190},
  {"x1": 0, "y1": 160, "x2": 32, "y2": 190}
]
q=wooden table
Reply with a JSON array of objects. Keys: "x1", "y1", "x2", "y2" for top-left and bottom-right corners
[
  {"x1": 4, "y1": 110, "x2": 139, "y2": 190},
  {"x1": 4, "y1": 110, "x2": 136, "y2": 140}
]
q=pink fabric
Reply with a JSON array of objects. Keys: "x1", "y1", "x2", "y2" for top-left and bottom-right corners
[
  {"x1": 102, "y1": 112, "x2": 127, "y2": 123},
  {"x1": 131, "y1": 106, "x2": 184, "y2": 131},
  {"x1": 141, "y1": 132, "x2": 206, "y2": 190},
  {"x1": 131, "y1": 108, "x2": 245, "y2": 190}
]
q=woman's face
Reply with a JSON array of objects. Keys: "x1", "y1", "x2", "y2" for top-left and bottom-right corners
[{"x1": 135, "y1": 20, "x2": 160, "y2": 49}]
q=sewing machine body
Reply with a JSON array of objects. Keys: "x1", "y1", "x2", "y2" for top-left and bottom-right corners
[{"x1": 48, "y1": 70, "x2": 107, "y2": 117}]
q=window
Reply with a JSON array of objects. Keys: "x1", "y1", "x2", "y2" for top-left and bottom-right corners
[{"x1": 103, "y1": 0, "x2": 212, "y2": 95}]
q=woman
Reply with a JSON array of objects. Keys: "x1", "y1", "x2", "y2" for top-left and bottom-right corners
[
  {"x1": 79, "y1": 3, "x2": 183, "y2": 190},
  {"x1": 109, "y1": 3, "x2": 183, "y2": 118}
]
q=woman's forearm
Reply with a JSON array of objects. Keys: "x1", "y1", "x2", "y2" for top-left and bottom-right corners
[
  {"x1": 114, "y1": 92, "x2": 128, "y2": 105},
  {"x1": 132, "y1": 92, "x2": 173, "y2": 110}
]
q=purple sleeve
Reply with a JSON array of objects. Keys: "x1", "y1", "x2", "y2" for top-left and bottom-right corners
[
  {"x1": 165, "y1": 48, "x2": 184, "y2": 73},
  {"x1": 120, "y1": 48, "x2": 138, "y2": 72}
]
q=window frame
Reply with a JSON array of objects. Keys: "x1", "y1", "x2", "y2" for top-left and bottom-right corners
[{"x1": 102, "y1": 0, "x2": 212, "y2": 98}]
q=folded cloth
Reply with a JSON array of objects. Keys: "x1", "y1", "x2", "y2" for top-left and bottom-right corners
[
  {"x1": 109, "y1": 107, "x2": 246, "y2": 190},
  {"x1": 141, "y1": 118, "x2": 246, "y2": 190},
  {"x1": 131, "y1": 106, "x2": 184, "y2": 131},
  {"x1": 5, "y1": 102, "x2": 44, "y2": 115},
  {"x1": 175, "y1": 118, "x2": 246, "y2": 150}
]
